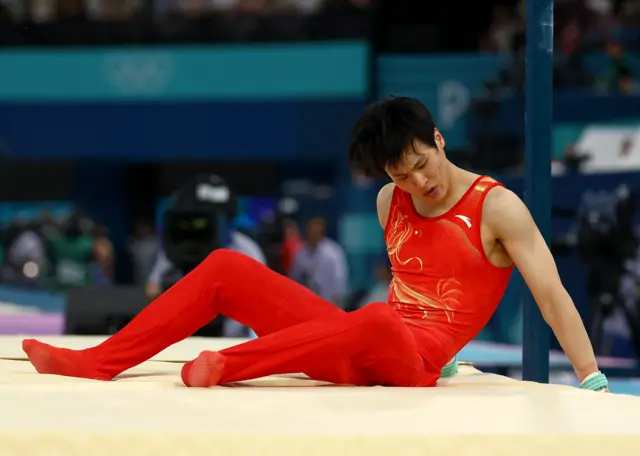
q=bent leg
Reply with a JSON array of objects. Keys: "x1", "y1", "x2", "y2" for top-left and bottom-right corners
[
  {"x1": 181, "y1": 303, "x2": 433, "y2": 387},
  {"x1": 23, "y1": 249, "x2": 343, "y2": 380}
]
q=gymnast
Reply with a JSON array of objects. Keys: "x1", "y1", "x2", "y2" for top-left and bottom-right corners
[{"x1": 22, "y1": 97, "x2": 609, "y2": 392}]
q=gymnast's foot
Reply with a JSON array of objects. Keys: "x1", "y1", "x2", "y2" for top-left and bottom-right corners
[
  {"x1": 181, "y1": 350, "x2": 225, "y2": 388},
  {"x1": 22, "y1": 339, "x2": 109, "y2": 380}
]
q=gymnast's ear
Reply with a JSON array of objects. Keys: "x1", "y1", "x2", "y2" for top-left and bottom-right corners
[{"x1": 434, "y1": 128, "x2": 445, "y2": 151}]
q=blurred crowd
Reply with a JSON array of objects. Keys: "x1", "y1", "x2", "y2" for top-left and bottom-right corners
[
  {"x1": 480, "y1": 0, "x2": 640, "y2": 53},
  {"x1": 0, "y1": 0, "x2": 367, "y2": 19},
  {"x1": 0, "y1": 0, "x2": 371, "y2": 44},
  {"x1": 458, "y1": 0, "x2": 640, "y2": 177},
  {"x1": 0, "y1": 210, "x2": 114, "y2": 291},
  {"x1": 0, "y1": 206, "x2": 379, "y2": 314},
  {"x1": 480, "y1": 0, "x2": 639, "y2": 95}
]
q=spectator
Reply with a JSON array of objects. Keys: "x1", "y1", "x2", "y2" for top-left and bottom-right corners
[
  {"x1": 479, "y1": 5, "x2": 521, "y2": 53},
  {"x1": 91, "y1": 224, "x2": 115, "y2": 285},
  {"x1": 48, "y1": 212, "x2": 95, "y2": 290},
  {"x1": 0, "y1": 218, "x2": 47, "y2": 288},
  {"x1": 290, "y1": 216, "x2": 348, "y2": 307},
  {"x1": 357, "y1": 262, "x2": 392, "y2": 309},
  {"x1": 280, "y1": 218, "x2": 302, "y2": 275},
  {"x1": 85, "y1": 0, "x2": 142, "y2": 20},
  {"x1": 616, "y1": 66, "x2": 638, "y2": 94},
  {"x1": 128, "y1": 218, "x2": 160, "y2": 287}
]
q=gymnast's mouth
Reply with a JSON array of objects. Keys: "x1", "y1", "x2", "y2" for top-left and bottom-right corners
[{"x1": 425, "y1": 187, "x2": 437, "y2": 197}]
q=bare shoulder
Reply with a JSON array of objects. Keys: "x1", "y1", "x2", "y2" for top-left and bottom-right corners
[
  {"x1": 483, "y1": 185, "x2": 522, "y2": 213},
  {"x1": 376, "y1": 182, "x2": 395, "y2": 229},
  {"x1": 483, "y1": 185, "x2": 534, "y2": 237}
]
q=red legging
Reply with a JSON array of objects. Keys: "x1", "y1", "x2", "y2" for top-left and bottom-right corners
[{"x1": 25, "y1": 249, "x2": 438, "y2": 387}]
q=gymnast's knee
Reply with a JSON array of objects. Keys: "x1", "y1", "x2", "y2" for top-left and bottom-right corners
[
  {"x1": 200, "y1": 249, "x2": 257, "y2": 276},
  {"x1": 356, "y1": 302, "x2": 407, "y2": 340}
]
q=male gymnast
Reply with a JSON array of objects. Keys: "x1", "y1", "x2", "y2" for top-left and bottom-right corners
[{"x1": 22, "y1": 97, "x2": 608, "y2": 391}]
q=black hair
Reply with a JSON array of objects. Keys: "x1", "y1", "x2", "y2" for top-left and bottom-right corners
[{"x1": 348, "y1": 96, "x2": 438, "y2": 178}]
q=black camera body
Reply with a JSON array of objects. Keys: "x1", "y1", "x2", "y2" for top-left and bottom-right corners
[
  {"x1": 577, "y1": 185, "x2": 637, "y2": 268},
  {"x1": 162, "y1": 174, "x2": 237, "y2": 274}
]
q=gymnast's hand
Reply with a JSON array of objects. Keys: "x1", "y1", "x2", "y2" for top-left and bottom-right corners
[{"x1": 580, "y1": 371, "x2": 609, "y2": 392}]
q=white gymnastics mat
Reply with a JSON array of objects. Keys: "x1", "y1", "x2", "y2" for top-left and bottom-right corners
[{"x1": 1, "y1": 335, "x2": 639, "y2": 456}]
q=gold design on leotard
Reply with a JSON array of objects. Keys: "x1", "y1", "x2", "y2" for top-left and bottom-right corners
[
  {"x1": 474, "y1": 176, "x2": 495, "y2": 193},
  {"x1": 386, "y1": 211, "x2": 463, "y2": 323},
  {"x1": 390, "y1": 277, "x2": 462, "y2": 323},
  {"x1": 386, "y1": 211, "x2": 423, "y2": 271}
]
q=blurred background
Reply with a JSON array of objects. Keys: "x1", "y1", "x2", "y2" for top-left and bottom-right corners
[{"x1": 0, "y1": 0, "x2": 639, "y2": 383}]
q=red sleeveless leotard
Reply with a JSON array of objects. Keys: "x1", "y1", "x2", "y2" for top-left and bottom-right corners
[{"x1": 384, "y1": 175, "x2": 514, "y2": 370}]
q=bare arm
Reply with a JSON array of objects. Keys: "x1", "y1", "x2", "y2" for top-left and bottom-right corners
[
  {"x1": 376, "y1": 183, "x2": 395, "y2": 229},
  {"x1": 484, "y1": 187, "x2": 599, "y2": 382}
]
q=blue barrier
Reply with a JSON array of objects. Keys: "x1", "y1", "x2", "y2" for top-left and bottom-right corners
[
  {"x1": 379, "y1": 52, "x2": 640, "y2": 149},
  {"x1": 0, "y1": 42, "x2": 369, "y2": 159},
  {"x1": 1, "y1": 48, "x2": 638, "y2": 160},
  {"x1": 378, "y1": 54, "x2": 508, "y2": 149},
  {"x1": 0, "y1": 100, "x2": 365, "y2": 159},
  {"x1": 476, "y1": 93, "x2": 640, "y2": 142},
  {"x1": 0, "y1": 42, "x2": 369, "y2": 101}
]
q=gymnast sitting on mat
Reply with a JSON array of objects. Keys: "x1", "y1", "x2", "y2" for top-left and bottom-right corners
[{"x1": 22, "y1": 97, "x2": 608, "y2": 392}]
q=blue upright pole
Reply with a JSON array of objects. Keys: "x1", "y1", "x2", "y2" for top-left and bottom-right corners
[{"x1": 522, "y1": 0, "x2": 553, "y2": 383}]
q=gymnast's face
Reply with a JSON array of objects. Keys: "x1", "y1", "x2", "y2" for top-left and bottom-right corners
[{"x1": 385, "y1": 131, "x2": 447, "y2": 203}]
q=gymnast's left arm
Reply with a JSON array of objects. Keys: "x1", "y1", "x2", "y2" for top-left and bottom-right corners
[{"x1": 484, "y1": 187, "x2": 601, "y2": 385}]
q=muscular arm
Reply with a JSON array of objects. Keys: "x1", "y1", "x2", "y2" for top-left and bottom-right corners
[{"x1": 484, "y1": 187, "x2": 599, "y2": 382}]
